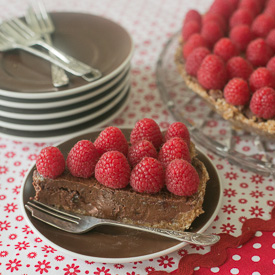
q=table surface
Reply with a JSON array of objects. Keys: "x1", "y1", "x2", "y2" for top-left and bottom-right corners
[{"x1": 0, "y1": 0, "x2": 274, "y2": 274}]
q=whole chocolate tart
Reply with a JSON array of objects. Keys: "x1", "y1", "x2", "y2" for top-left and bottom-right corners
[{"x1": 32, "y1": 141, "x2": 209, "y2": 232}]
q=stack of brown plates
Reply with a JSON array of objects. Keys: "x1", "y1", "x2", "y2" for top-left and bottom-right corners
[{"x1": 0, "y1": 12, "x2": 134, "y2": 141}]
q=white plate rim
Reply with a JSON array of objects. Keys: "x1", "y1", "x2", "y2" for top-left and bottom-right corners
[
  {"x1": 0, "y1": 65, "x2": 130, "y2": 110},
  {"x1": 19, "y1": 144, "x2": 223, "y2": 264},
  {"x1": 1, "y1": 82, "x2": 130, "y2": 131},
  {"x1": 1, "y1": 73, "x2": 130, "y2": 120},
  {"x1": 1, "y1": 91, "x2": 131, "y2": 143}
]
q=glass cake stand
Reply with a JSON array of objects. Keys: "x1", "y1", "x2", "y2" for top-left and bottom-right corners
[{"x1": 156, "y1": 31, "x2": 275, "y2": 178}]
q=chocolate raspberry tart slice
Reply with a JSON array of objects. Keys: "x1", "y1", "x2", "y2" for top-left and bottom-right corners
[{"x1": 32, "y1": 121, "x2": 210, "y2": 232}]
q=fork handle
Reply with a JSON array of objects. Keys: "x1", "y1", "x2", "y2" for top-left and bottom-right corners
[
  {"x1": 36, "y1": 40, "x2": 102, "y2": 78},
  {"x1": 102, "y1": 220, "x2": 220, "y2": 246},
  {"x1": 16, "y1": 43, "x2": 100, "y2": 80}
]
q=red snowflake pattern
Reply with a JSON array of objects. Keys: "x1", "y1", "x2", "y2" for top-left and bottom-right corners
[
  {"x1": 84, "y1": 260, "x2": 94, "y2": 265},
  {"x1": 0, "y1": 166, "x2": 8, "y2": 174},
  {"x1": 6, "y1": 258, "x2": 22, "y2": 272},
  {"x1": 250, "y1": 175, "x2": 264, "y2": 184},
  {"x1": 34, "y1": 259, "x2": 51, "y2": 274},
  {"x1": 4, "y1": 203, "x2": 18, "y2": 213},
  {"x1": 220, "y1": 223, "x2": 237, "y2": 234},
  {"x1": 0, "y1": 220, "x2": 11, "y2": 231},
  {"x1": 12, "y1": 186, "x2": 21, "y2": 195},
  {"x1": 22, "y1": 225, "x2": 33, "y2": 234},
  {"x1": 190, "y1": 244, "x2": 205, "y2": 250},
  {"x1": 239, "y1": 216, "x2": 248, "y2": 223},
  {"x1": 222, "y1": 204, "x2": 237, "y2": 214},
  {"x1": 27, "y1": 252, "x2": 37, "y2": 259},
  {"x1": 250, "y1": 190, "x2": 264, "y2": 198},
  {"x1": 41, "y1": 245, "x2": 56, "y2": 253},
  {"x1": 63, "y1": 263, "x2": 80, "y2": 275},
  {"x1": 9, "y1": 234, "x2": 17, "y2": 240},
  {"x1": 114, "y1": 264, "x2": 124, "y2": 269},
  {"x1": 93, "y1": 266, "x2": 111, "y2": 275},
  {"x1": 178, "y1": 249, "x2": 188, "y2": 257},
  {"x1": 55, "y1": 255, "x2": 65, "y2": 261},
  {"x1": 15, "y1": 241, "x2": 30, "y2": 250},
  {"x1": 223, "y1": 188, "x2": 237, "y2": 197},
  {"x1": 0, "y1": 250, "x2": 8, "y2": 257},
  {"x1": 19, "y1": 169, "x2": 28, "y2": 177},
  {"x1": 5, "y1": 152, "x2": 15, "y2": 158},
  {"x1": 157, "y1": 255, "x2": 175, "y2": 268},
  {"x1": 145, "y1": 267, "x2": 155, "y2": 273},
  {"x1": 225, "y1": 172, "x2": 238, "y2": 180},
  {"x1": 249, "y1": 206, "x2": 264, "y2": 217}
]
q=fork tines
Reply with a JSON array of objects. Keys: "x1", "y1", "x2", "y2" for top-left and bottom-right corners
[{"x1": 26, "y1": 200, "x2": 80, "y2": 224}]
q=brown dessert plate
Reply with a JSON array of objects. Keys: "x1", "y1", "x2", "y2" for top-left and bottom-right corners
[{"x1": 20, "y1": 129, "x2": 222, "y2": 263}]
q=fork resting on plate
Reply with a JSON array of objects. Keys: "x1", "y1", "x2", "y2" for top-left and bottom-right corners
[{"x1": 25, "y1": 200, "x2": 220, "y2": 246}]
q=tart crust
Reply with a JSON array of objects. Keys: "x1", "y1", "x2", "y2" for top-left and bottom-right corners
[{"x1": 175, "y1": 40, "x2": 275, "y2": 140}]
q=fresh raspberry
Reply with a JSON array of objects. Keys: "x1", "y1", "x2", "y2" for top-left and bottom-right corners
[
  {"x1": 251, "y1": 14, "x2": 275, "y2": 38},
  {"x1": 229, "y1": 24, "x2": 254, "y2": 51},
  {"x1": 249, "y1": 87, "x2": 275, "y2": 119},
  {"x1": 36, "y1": 146, "x2": 65, "y2": 179},
  {"x1": 266, "y1": 29, "x2": 275, "y2": 51},
  {"x1": 224, "y1": 78, "x2": 251, "y2": 105},
  {"x1": 128, "y1": 140, "x2": 158, "y2": 167},
  {"x1": 182, "y1": 20, "x2": 201, "y2": 41},
  {"x1": 130, "y1": 118, "x2": 163, "y2": 150},
  {"x1": 184, "y1": 9, "x2": 202, "y2": 25},
  {"x1": 202, "y1": 12, "x2": 227, "y2": 33},
  {"x1": 185, "y1": 47, "x2": 211, "y2": 76},
  {"x1": 264, "y1": 5, "x2": 275, "y2": 17},
  {"x1": 66, "y1": 140, "x2": 99, "y2": 178},
  {"x1": 94, "y1": 126, "x2": 128, "y2": 156},
  {"x1": 239, "y1": 0, "x2": 261, "y2": 17},
  {"x1": 183, "y1": 33, "x2": 208, "y2": 59},
  {"x1": 197, "y1": 54, "x2": 228, "y2": 90},
  {"x1": 213, "y1": 38, "x2": 239, "y2": 62},
  {"x1": 267, "y1": 0, "x2": 275, "y2": 8},
  {"x1": 165, "y1": 159, "x2": 200, "y2": 196},
  {"x1": 95, "y1": 151, "x2": 130, "y2": 189},
  {"x1": 158, "y1": 137, "x2": 191, "y2": 167},
  {"x1": 267, "y1": 56, "x2": 275, "y2": 74},
  {"x1": 130, "y1": 157, "x2": 164, "y2": 194},
  {"x1": 201, "y1": 21, "x2": 224, "y2": 47},
  {"x1": 229, "y1": 9, "x2": 254, "y2": 28},
  {"x1": 226, "y1": 56, "x2": 253, "y2": 81},
  {"x1": 227, "y1": 0, "x2": 240, "y2": 10},
  {"x1": 164, "y1": 122, "x2": 191, "y2": 148},
  {"x1": 246, "y1": 38, "x2": 274, "y2": 67},
  {"x1": 249, "y1": 67, "x2": 275, "y2": 92},
  {"x1": 208, "y1": 0, "x2": 234, "y2": 20}
]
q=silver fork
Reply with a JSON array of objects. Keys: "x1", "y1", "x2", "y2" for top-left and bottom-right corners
[
  {"x1": 0, "y1": 18, "x2": 102, "y2": 81},
  {"x1": 25, "y1": 200, "x2": 220, "y2": 246},
  {"x1": 26, "y1": 1, "x2": 69, "y2": 87}
]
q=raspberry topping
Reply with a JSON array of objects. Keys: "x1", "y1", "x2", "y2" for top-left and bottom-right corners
[
  {"x1": 224, "y1": 78, "x2": 251, "y2": 106},
  {"x1": 66, "y1": 140, "x2": 99, "y2": 178},
  {"x1": 208, "y1": 0, "x2": 234, "y2": 20},
  {"x1": 94, "y1": 126, "x2": 128, "y2": 156},
  {"x1": 246, "y1": 38, "x2": 274, "y2": 67},
  {"x1": 128, "y1": 140, "x2": 158, "y2": 167},
  {"x1": 251, "y1": 14, "x2": 275, "y2": 38},
  {"x1": 197, "y1": 54, "x2": 228, "y2": 90},
  {"x1": 249, "y1": 67, "x2": 275, "y2": 93},
  {"x1": 185, "y1": 47, "x2": 211, "y2": 76},
  {"x1": 158, "y1": 137, "x2": 191, "y2": 167},
  {"x1": 36, "y1": 146, "x2": 65, "y2": 179},
  {"x1": 213, "y1": 38, "x2": 239, "y2": 62},
  {"x1": 165, "y1": 122, "x2": 191, "y2": 147},
  {"x1": 130, "y1": 157, "x2": 164, "y2": 194},
  {"x1": 95, "y1": 151, "x2": 131, "y2": 189},
  {"x1": 229, "y1": 24, "x2": 254, "y2": 51},
  {"x1": 267, "y1": 56, "x2": 275, "y2": 74},
  {"x1": 239, "y1": 0, "x2": 261, "y2": 17},
  {"x1": 266, "y1": 29, "x2": 275, "y2": 51},
  {"x1": 183, "y1": 33, "x2": 208, "y2": 59},
  {"x1": 226, "y1": 56, "x2": 253, "y2": 81},
  {"x1": 201, "y1": 21, "x2": 224, "y2": 47},
  {"x1": 182, "y1": 21, "x2": 200, "y2": 41},
  {"x1": 202, "y1": 12, "x2": 227, "y2": 33},
  {"x1": 130, "y1": 118, "x2": 163, "y2": 150},
  {"x1": 165, "y1": 159, "x2": 200, "y2": 196},
  {"x1": 249, "y1": 87, "x2": 275, "y2": 119},
  {"x1": 229, "y1": 9, "x2": 254, "y2": 28},
  {"x1": 184, "y1": 9, "x2": 202, "y2": 25}
]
